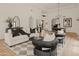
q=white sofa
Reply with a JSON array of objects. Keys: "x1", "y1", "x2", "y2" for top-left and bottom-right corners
[{"x1": 4, "y1": 29, "x2": 29, "y2": 46}]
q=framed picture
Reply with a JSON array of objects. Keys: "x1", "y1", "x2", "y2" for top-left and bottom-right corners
[{"x1": 63, "y1": 18, "x2": 72, "y2": 27}]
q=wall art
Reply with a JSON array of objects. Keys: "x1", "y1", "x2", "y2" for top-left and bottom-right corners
[{"x1": 63, "y1": 17, "x2": 72, "y2": 27}]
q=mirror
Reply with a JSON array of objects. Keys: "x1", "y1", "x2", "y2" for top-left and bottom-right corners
[{"x1": 13, "y1": 16, "x2": 20, "y2": 27}]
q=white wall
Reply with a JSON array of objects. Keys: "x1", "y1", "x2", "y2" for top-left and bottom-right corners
[
  {"x1": 0, "y1": 3, "x2": 79, "y2": 39},
  {"x1": 0, "y1": 4, "x2": 46, "y2": 39},
  {"x1": 48, "y1": 5, "x2": 79, "y2": 35}
]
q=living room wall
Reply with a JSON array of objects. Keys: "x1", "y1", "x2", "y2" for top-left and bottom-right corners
[
  {"x1": 48, "y1": 4, "x2": 79, "y2": 35},
  {"x1": 0, "y1": 3, "x2": 47, "y2": 39},
  {"x1": 0, "y1": 3, "x2": 79, "y2": 39}
]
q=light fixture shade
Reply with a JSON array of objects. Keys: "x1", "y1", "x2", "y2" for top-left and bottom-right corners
[{"x1": 55, "y1": 15, "x2": 61, "y2": 24}]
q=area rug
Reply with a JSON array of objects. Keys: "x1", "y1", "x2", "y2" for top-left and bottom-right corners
[
  {"x1": 7, "y1": 40, "x2": 63, "y2": 56},
  {"x1": 7, "y1": 36, "x2": 79, "y2": 56},
  {"x1": 8, "y1": 41, "x2": 34, "y2": 56}
]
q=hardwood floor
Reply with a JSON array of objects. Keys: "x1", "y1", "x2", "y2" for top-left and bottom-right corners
[
  {"x1": 66, "y1": 32, "x2": 79, "y2": 39},
  {"x1": 0, "y1": 39, "x2": 16, "y2": 56}
]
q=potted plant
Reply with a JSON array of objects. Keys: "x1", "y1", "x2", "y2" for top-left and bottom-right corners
[{"x1": 6, "y1": 17, "x2": 13, "y2": 28}]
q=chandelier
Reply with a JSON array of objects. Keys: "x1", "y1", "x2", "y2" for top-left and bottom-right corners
[{"x1": 55, "y1": 3, "x2": 61, "y2": 26}]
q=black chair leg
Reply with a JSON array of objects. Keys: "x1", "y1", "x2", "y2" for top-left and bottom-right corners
[{"x1": 59, "y1": 39, "x2": 63, "y2": 47}]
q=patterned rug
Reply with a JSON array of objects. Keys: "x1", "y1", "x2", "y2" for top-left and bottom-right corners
[
  {"x1": 7, "y1": 40, "x2": 63, "y2": 56},
  {"x1": 7, "y1": 36, "x2": 79, "y2": 56},
  {"x1": 8, "y1": 41, "x2": 34, "y2": 56}
]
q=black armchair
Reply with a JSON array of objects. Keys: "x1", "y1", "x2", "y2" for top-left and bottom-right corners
[{"x1": 31, "y1": 37, "x2": 59, "y2": 56}]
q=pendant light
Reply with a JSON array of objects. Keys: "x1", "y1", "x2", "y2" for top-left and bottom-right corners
[{"x1": 55, "y1": 3, "x2": 61, "y2": 27}]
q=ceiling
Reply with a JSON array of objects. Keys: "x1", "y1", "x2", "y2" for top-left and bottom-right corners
[
  {"x1": 0, "y1": 3, "x2": 79, "y2": 10},
  {"x1": 31, "y1": 3, "x2": 79, "y2": 10}
]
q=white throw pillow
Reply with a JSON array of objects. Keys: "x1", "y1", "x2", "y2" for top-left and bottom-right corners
[
  {"x1": 43, "y1": 33, "x2": 55, "y2": 41},
  {"x1": 58, "y1": 29, "x2": 64, "y2": 34}
]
